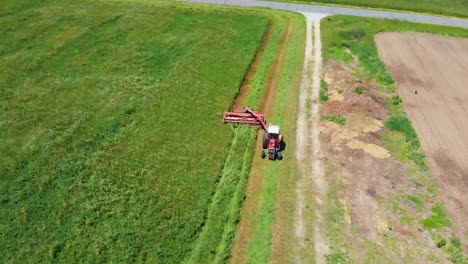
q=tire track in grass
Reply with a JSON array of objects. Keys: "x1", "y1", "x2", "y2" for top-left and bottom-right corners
[
  {"x1": 243, "y1": 19, "x2": 294, "y2": 264},
  {"x1": 293, "y1": 13, "x2": 313, "y2": 262},
  {"x1": 269, "y1": 13, "x2": 306, "y2": 264}
]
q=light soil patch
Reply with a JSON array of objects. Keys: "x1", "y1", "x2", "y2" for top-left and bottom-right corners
[
  {"x1": 346, "y1": 140, "x2": 390, "y2": 159},
  {"x1": 322, "y1": 113, "x2": 385, "y2": 147},
  {"x1": 376, "y1": 32, "x2": 468, "y2": 253},
  {"x1": 322, "y1": 60, "x2": 387, "y2": 120},
  {"x1": 328, "y1": 90, "x2": 344, "y2": 101}
]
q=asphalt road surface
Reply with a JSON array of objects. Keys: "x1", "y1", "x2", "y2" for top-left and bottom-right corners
[{"x1": 184, "y1": 0, "x2": 468, "y2": 28}]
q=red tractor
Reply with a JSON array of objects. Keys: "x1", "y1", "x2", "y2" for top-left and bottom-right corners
[
  {"x1": 261, "y1": 125, "x2": 283, "y2": 160},
  {"x1": 223, "y1": 107, "x2": 284, "y2": 161}
]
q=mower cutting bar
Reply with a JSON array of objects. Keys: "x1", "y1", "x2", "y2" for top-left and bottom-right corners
[{"x1": 223, "y1": 108, "x2": 266, "y2": 129}]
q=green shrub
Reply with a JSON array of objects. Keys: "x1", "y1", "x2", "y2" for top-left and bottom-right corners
[
  {"x1": 322, "y1": 115, "x2": 347, "y2": 126},
  {"x1": 390, "y1": 95, "x2": 402, "y2": 105},
  {"x1": 338, "y1": 89, "x2": 344, "y2": 94},
  {"x1": 406, "y1": 195, "x2": 424, "y2": 209},
  {"x1": 448, "y1": 237, "x2": 466, "y2": 264},
  {"x1": 321, "y1": 79, "x2": 329, "y2": 91},
  {"x1": 384, "y1": 116, "x2": 420, "y2": 149},
  {"x1": 379, "y1": 71, "x2": 395, "y2": 85},
  {"x1": 353, "y1": 86, "x2": 363, "y2": 94},
  {"x1": 410, "y1": 151, "x2": 426, "y2": 169},
  {"x1": 347, "y1": 27, "x2": 366, "y2": 39},
  {"x1": 436, "y1": 238, "x2": 447, "y2": 248},
  {"x1": 419, "y1": 204, "x2": 451, "y2": 230},
  {"x1": 451, "y1": 237, "x2": 462, "y2": 248},
  {"x1": 320, "y1": 91, "x2": 329, "y2": 102},
  {"x1": 326, "y1": 252, "x2": 352, "y2": 264},
  {"x1": 320, "y1": 80, "x2": 329, "y2": 102}
]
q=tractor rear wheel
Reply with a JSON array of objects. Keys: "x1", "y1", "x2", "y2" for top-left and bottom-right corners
[
  {"x1": 277, "y1": 152, "x2": 283, "y2": 160},
  {"x1": 262, "y1": 136, "x2": 267, "y2": 149}
]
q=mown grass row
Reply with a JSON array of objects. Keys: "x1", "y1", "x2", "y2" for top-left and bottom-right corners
[
  {"x1": 321, "y1": 15, "x2": 468, "y2": 263},
  {"x1": 245, "y1": 12, "x2": 306, "y2": 264},
  {"x1": 186, "y1": 126, "x2": 257, "y2": 263},
  {"x1": 0, "y1": 0, "x2": 270, "y2": 262}
]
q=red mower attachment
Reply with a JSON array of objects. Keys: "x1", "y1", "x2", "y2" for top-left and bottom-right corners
[{"x1": 223, "y1": 107, "x2": 267, "y2": 130}]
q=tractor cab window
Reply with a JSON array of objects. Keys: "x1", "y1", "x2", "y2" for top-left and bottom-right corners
[{"x1": 269, "y1": 133, "x2": 279, "y2": 139}]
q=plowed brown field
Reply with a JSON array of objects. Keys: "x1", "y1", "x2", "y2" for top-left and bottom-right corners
[{"x1": 376, "y1": 32, "x2": 468, "y2": 252}]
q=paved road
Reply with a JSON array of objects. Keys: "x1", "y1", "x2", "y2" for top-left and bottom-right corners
[{"x1": 184, "y1": 0, "x2": 468, "y2": 28}]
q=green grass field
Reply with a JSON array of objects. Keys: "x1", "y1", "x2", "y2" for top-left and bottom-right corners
[
  {"x1": 275, "y1": 0, "x2": 468, "y2": 18},
  {"x1": 0, "y1": 0, "x2": 270, "y2": 262}
]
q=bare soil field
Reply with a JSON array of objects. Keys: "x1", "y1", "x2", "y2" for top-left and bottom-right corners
[{"x1": 376, "y1": 32, "x2": 468, "y2": 253}]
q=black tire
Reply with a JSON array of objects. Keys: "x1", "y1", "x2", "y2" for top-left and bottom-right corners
[
  {"x1": 262, "y1": 135, "x2": 268, "y2": 149},
  {"x1": 261, "y1": 151, "x2": 266, "y2": 159},
  {"x1": 279, "y1": 140, "x2": 286, "y2": 151},
  {"x1": 277, "y1": 152, "x2": 283, "y2": 160}
]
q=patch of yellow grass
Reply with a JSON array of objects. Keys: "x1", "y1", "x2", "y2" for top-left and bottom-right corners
[{"x1": 347, "y1": 140, "x2": 390, "y2": 159}]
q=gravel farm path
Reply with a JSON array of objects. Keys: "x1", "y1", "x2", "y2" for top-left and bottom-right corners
[{"x1": 294, "y1": 13, "x2": 328, "y2": 263}]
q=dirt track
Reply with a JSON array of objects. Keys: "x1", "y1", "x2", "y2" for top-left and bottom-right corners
[
  {"x1": 376, "y1": 32, "x2": 468, "y2": 252},
  {"x1": 294, "y1": 13, "x2": 329, "y2": 264}
]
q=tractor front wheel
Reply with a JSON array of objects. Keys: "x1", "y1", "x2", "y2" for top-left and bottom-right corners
[{"x1": 261, "y1": 151, "x2": 266, "y2": 159}]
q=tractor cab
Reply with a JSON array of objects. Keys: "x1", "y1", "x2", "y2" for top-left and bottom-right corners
[{"x1": 267, "y1": 125, "x2": 280, "y2": 138}]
